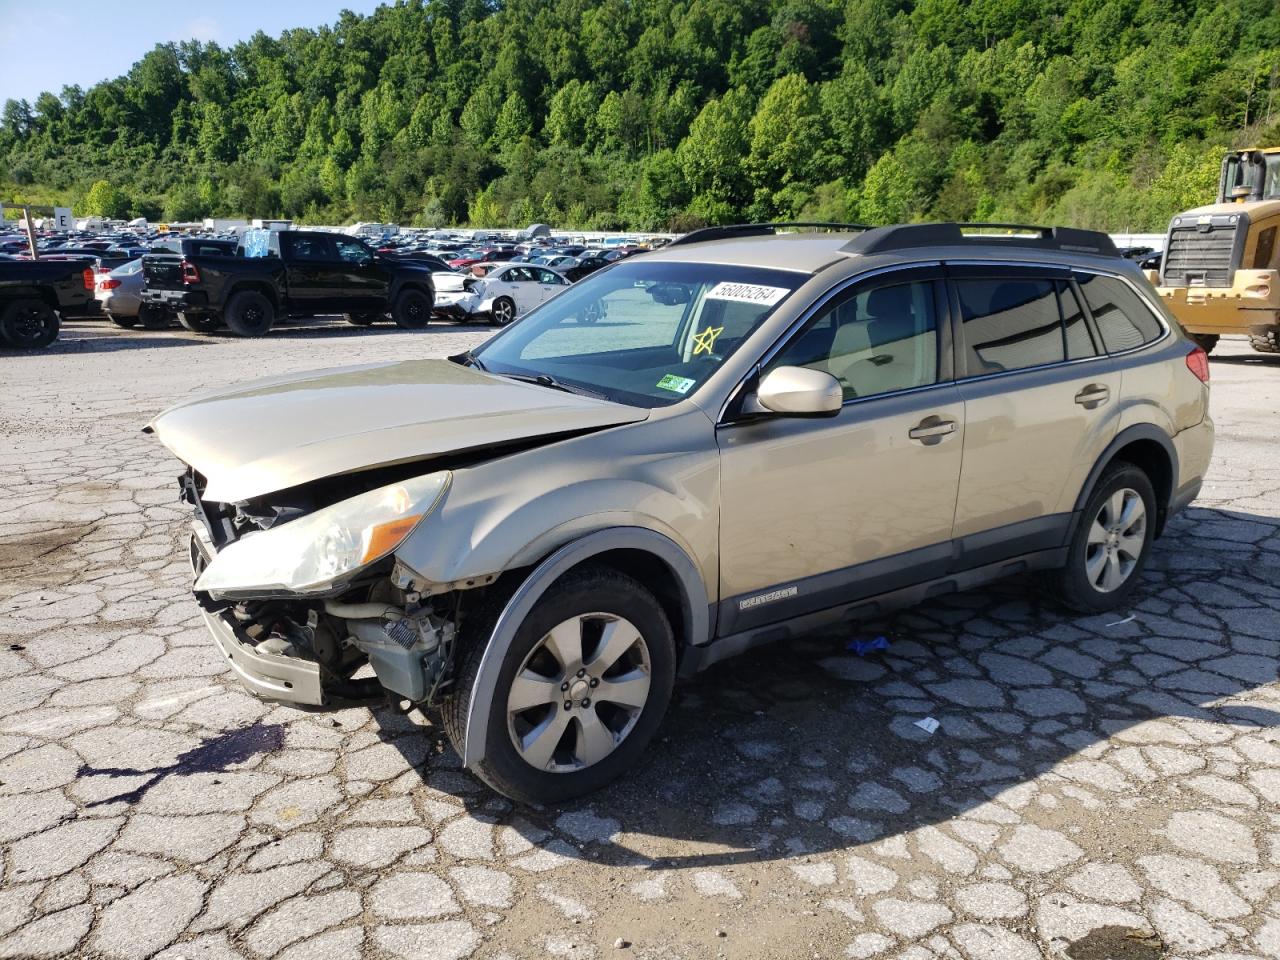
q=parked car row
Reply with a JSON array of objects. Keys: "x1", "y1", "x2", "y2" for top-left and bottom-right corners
[{"x1": 0, "y1": 222, "x2": 656, "y2": 346}]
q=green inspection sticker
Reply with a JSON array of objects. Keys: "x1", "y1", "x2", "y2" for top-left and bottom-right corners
[{"x1": 656, "y1": 374, "x2": 696, "y2": 394}]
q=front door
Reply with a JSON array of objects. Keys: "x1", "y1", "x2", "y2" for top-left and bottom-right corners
[
  {"x1": 946, "y1": 266, "x2": 1122, "y2": 564},
  {"x1": 331, "y1": 236, "x2": 390, "y2": 309},
  {"x1": 716, "y1": 270, "x2": 965, "y2": 634}
]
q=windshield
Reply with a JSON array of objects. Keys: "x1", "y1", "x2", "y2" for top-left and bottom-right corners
[
  {"x1": 473, "y1": 260, "x2": 805, "y2": 407},
  {"x1": 1222, "y1": 153, "x2": 1280, "y2": 201}
]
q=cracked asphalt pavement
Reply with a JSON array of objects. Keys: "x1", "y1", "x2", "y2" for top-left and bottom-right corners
[{"x1": 1, "y1": 320, "x2": 1279, "y2": 960}]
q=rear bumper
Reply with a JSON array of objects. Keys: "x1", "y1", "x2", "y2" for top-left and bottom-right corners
[
  {"x1": 1155, "y1": 271, "x2": 1280, "y2": 334},
  {"x1": 1170, "y1": 416, "x2": 1214, "y2": 519},
  {"x1": 144, "y1": 289, "x2": 209, "y2": 311}
]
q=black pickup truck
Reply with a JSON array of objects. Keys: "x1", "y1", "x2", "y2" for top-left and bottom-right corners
[
  {"x1": 0, "y1": 258, "x2": 98, "y2": 348},
  {"x1": 140, "y1": 230, "x2": 436, "y2": 337}
]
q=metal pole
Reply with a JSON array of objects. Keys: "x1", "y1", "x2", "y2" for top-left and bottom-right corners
[{"x1": 22, "y1": 205, "x2": 39, "y2": 260}]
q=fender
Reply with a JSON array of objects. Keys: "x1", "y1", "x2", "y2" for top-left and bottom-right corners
[
  {"x1": 1071, "y1": 423, "x2": 1179, "y2": 529},
  {"x1": 461, "y1": 526, "x2": 710, "y2": 770},
  {"x1": 389, "y1": 275, "x2": 436, "y2": 303}
]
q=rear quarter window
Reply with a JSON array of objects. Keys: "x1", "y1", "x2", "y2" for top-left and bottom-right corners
[{"x1": 1076, "y1": 273, "x2": 1164, "y2": 353}]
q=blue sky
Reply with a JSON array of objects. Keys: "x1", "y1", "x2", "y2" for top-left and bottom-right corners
[{"x1": 0, "y1": 0, "x2": 384, "y2": 105}]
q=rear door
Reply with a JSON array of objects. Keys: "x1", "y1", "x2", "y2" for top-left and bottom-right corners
[
  {"x1": 533, "y1": 267, "x2": 570, "y2": 305},
  {"x1": 946, "y1": 265, "x2": 1121, "y2": 566},
  {"x1": 497, "y1": 266, "x2": 542, "y2": 315},
  {"x1": 282, "y1": 233, "x2": 341, "y2": 312}
]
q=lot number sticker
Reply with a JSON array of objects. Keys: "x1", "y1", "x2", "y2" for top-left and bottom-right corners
[
  {"x1": 656, "y1": 374, "x2": 696, "y2": 394},
  {"x1": 705, "y1": 282, "x2": 789, "y2": 306}
]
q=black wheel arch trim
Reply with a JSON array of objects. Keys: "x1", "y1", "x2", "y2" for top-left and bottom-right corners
[
  {"x1": 1072, "y1": 423, "x2": 1179, "y2": 536},
  {"x1": 228, "y1": 282, "x2": 280, "y2": 310},
  {"x1": 460, "y1": 527, "x2": 710, "y2": 770}
]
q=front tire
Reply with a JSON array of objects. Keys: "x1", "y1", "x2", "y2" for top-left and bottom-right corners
[
  {"x1": 177, "y1": 312, "x2": 220, "y2": 333},
  {"x1": 0, "y1": 299, "x2": 59, "y2": 349},
  {"x1": 224, "y1": 290, "x2": 275, "y2": 337},
  {"x1": 1046, "y1": 463, "x2": 1156, "y2": 613},
  {"x1": 443, "y1": 568, "x2": 676, "y2": 804},
  {"x1": 491, "y1": 296, "x2": 516, "y2": 326},
  {"x1": 392, "y1": 289, "x2": 432, "y2": 329}
]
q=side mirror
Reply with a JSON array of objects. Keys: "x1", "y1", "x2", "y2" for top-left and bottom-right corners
[{"x1": 753, "y1": 366, "x2": 842, "y2": 416}]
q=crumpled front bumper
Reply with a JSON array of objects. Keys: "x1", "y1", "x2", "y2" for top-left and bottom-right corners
[{"x1": 190, "y1": 527, "x2": 324, "y2": 706}]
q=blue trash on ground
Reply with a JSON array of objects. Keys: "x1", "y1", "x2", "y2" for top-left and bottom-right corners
[{"x1": 847, "y1": 635, "x2": 890, "y2": 656}]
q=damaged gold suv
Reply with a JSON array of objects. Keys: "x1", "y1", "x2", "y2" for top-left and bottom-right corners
[{"x1": 148, "y1": 222, "x2": 1214, "y2": 803}]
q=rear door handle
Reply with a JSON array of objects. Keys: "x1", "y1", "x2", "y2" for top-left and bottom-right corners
[
  {"x1": 908, "y1": 416, "x2": 957, "y2": 444},
  {"x1": 1075, "y1": 384, "x2": 1110, "y2": 407}
]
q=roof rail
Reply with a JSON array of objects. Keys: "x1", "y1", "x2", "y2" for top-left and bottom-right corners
[
  {"x1": 668, "y1": 222, "x2": 873, "y2": 247},
  {"x1": 843, "y1": 222, "x2": 1119, "y2": 257}
]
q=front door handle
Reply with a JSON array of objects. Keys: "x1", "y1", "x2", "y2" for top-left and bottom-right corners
[
  {"x1": 908, "y1": 416, "x2": 957, "y2": 444},
  {"x1": 1075, "y1": 384, "x2": 1110, "y2": 408}
]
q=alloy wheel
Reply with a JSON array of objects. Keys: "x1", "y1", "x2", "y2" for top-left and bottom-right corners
[
  {"x1": 1085, "y1": 487, "x2": 1146, "y2": 592},
  {"x1": 506, "y1": 613, "x2": 651, "y2": 772}
]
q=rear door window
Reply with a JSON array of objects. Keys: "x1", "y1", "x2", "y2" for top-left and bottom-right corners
[
  {"x1": 955, "y1": 278, "x2": 1064, "y2": 376},
  {"x1": 1076, "y1": 273, "x2": 1164, "y2": 352}
]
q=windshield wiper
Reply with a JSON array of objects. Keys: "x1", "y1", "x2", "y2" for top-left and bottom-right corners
[
  {"x1": 450, "y1": 349, "x2": 488, "y2": 372},
  {"x1": 498, "y1": 371, "x2": 608, "y2": 400}
]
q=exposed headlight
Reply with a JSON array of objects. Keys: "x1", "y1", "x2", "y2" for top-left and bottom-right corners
[{"x1": 195, "y1": 472, "x2": 450, "y2": 597}]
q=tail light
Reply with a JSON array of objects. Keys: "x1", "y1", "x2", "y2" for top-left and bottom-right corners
[
  {"x1": 1185, "y1": 345, "x2": 1210, "y2": 383},
  {"x1": 180, "y1": 260, "x2": 200, "y2": 284},
  {"x1": 97, "y1": 277, "x2": 122, "y2": 291},
  {"x1": 82, "y1": 268, "x2": 95, "y2": 290}
]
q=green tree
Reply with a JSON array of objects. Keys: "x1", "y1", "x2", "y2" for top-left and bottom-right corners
[{"x1": 82, "y1": 179, "x2": 129, "y2": 218}]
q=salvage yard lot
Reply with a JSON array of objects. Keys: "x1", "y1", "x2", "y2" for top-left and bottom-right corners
[{"x1": 1, "y1": 320, "x2": 1279, "y2": 960}]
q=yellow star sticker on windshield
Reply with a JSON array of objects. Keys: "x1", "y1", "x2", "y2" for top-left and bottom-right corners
[{"x1": 692, "y1": 325, "x2": 724, "y2": 356}]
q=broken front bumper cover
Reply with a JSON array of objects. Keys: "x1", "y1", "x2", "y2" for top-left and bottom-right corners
[
  {"x1": 204, "y1": 604, "x2": 325, "y2": 706},
  {"x1": 190, "y1": 526, "x2": 324, "y2": 706}
]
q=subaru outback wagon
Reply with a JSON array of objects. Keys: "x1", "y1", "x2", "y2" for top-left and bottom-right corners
[{"x1": 147, "y1": 222, "x2": 1214, "y2": 803}]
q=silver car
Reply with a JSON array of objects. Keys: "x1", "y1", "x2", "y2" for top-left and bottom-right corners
[
  {"x1": 148, "y1": 222, "x2": 1214, "y2": 803},
  {"x1": 97, "y1": 258, "x2": 169, "y2": 329}
]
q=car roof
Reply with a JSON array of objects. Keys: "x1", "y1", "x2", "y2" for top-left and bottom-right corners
[
  {"x1": 643, "y1": 232, "x2": 856, "y2": 273},
  {"x1": 644, "y1": 223, "x2": 1124, "y2": 276}
]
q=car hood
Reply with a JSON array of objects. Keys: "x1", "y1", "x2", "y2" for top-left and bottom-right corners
[{"x1": 147, "y1": 358, "x2": 648, "y2": 503}]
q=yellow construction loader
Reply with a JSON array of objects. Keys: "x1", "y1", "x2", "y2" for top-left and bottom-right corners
[{"x1": 1151, "y1": 147, "x2": 1280, "y2": 354}]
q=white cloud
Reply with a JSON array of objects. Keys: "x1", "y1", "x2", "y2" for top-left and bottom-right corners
[{"x1": 177, "y1": 16, "x2": 223, "y2": 43}]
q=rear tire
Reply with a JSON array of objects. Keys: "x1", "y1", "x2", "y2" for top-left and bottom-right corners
[
  {"x1": 108, "y1": 313, "x2": 138, "y2": 329},
  {"x1": 0, "y1": 299, "x2": 59, "y2": 349},
  {"x1": 491, "y1": 296, "x2": 516, "y2": 326},
  {"x1": 177, "y1": 312, "x2": 220, "y2": 333},
  {"x1": 137, "y1": 304, "x2": 169, "y2": 330},
  {"x1": 392, "y1": 289, "x2": 431, "y2": 329},
  {"x1": 1191, "y1": 333, "x2": 1218, "y2": 354},
  {"x1": 344, "y1": 312, "x2": 380, "y2": 326},
  {"x1": 442, "y1": 568, "x2": 676, "y2": 804},
  {"x1": 1045, "y1": 463, "x2": 1156, "y2": 614},
  {"x1": 1249, "y1": 325, "x2": 1280, "y2": 354},
  {"x1": 224, "y1": 290, "x2": 275, "y2": 337}
]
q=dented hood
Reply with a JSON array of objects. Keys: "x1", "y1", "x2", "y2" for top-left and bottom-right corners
[{"x1": 147, "y1": 358, "x2": 647, "y2": 502}]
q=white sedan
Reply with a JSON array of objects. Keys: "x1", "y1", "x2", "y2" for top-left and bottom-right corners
[{"x1": 432, "y1": 263, "x2": 571, "y2": 325}]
